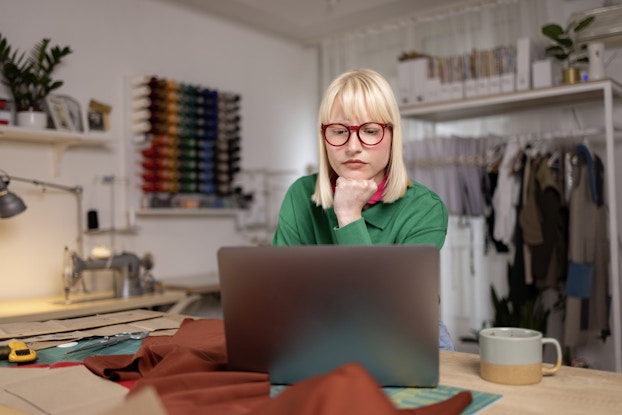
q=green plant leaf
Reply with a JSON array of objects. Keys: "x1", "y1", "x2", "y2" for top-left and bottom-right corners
[
  {"x1": 0, "y1": 33, "x2": 72, "y2": 111},
  {"x1": 573, "y1": 16, "x2": 595, "y2": 33},
  {"x1": 544, "y1": 46, "x2": 568, "y2": 61},
  {"x1": 542, "y1": 23, "x2": 564, "y2": 41},
  {"x1": 490, "y1": 283, "x2": 551, "y2": 335},
  {"x1": 556, "y1": 37, "x2": 573, "y2": 48},
  {"x1": 545, "y1": 45, "x2": 564, "y2": 54}
]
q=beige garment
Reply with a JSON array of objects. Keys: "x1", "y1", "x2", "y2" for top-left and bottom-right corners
[
  {"x1": 564, "y1": 153, "x2": 610, "y2": 348},
  {"x1": 519, "y1": 156, "x2": 538, "y2": 285}
]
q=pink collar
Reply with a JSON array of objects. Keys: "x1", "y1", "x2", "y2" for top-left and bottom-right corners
[{"x1": 367, "y1": 176, "x2": 386, "y2": 205}]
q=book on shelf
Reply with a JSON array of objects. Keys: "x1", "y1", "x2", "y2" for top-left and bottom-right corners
[{"x1": 397, "y1": 43, "x2": 518, "y2": 105}]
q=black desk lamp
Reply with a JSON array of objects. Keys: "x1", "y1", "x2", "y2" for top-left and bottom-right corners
[
  {"x1": 0, "y1": 170, "x2": 27, "y2": 218},
  {"x1": 0, "y1": 169, "x2": 84, "y2": 254}
]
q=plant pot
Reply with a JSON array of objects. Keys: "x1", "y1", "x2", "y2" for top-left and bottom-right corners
[
  {"x1": 562, "y1": 67, "x2": 581, "y2": 85},
  {"x1": 16, "y1": 110, "x2": 48, "y2": 130}
]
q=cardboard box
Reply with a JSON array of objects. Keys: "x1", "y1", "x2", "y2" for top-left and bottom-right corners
[
  {"x1": 450, "y1": 81, "x2": 464, "y2": 101},
  {"x1": 411, "y1": 58, "x2": 429, "y2": 104},
  {"x1": 488, "y1": 75, "x2": 502, "y2": 95},
  {"x1": 532, "y1": 59, "x2": 562, "y2": 88},
  {"x1": 501, "y1": 73, "x2": 516, "y2": 93},
  {"x1": 516, "y1": 37, "x2": 533, "y2": 91},
  {"x1": 397, "y1": 58, "x2": 429, "y2": 105},
  {"x1": 464, "y1": 79, "x2": 478, "y2": 99},
  {"x1": 426, "y1": 77, "x2": 442, "y2": 103},
  {"x1": 397, "y1": 60, "x2": 413, "y2": 105}
]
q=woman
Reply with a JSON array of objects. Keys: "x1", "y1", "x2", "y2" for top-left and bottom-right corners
[{"x1": 272, "y1": 68, "x2": 455, "y2": 351}]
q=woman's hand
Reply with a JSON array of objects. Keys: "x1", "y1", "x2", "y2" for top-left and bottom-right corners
[{"x1": 333, "y1": 177, "x2": 378, "y2": 227}]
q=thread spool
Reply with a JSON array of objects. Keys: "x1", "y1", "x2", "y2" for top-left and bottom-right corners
[{"x1": 87, "y1": 209, "x2": 99, "y2": 230}]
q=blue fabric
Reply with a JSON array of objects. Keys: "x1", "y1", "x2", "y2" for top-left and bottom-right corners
[
  {"x1": 575, "y1": 144, "x2": 599, "y2": 205},
  {"x1": 439, "y1": 320, "x2": 456, "y2": 351},
  {"x1": 566, "y1": 262, "x2": 594, "y2": 299}
]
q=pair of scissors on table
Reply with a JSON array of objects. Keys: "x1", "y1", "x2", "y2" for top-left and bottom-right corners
[{"x1": 65, "y1": 331, "x2": 149, "y2": 355}]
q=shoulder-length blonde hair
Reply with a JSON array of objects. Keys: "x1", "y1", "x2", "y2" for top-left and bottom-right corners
[{"x1": 312, "y1": 68, "x2": 410, "y2": 209}]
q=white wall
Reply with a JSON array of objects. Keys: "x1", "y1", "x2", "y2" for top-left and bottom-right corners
[{"x1": 0, "y1": 0, "x2": 318, "y2": 300}]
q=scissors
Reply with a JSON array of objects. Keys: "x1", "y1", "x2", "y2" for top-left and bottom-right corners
[{"x1": 65, "y1": 331, "x2": 149, "y2": 355}]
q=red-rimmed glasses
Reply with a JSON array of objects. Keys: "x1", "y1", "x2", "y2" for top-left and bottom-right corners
[{"x1": 321, "y1": 122, "x2": 390, "y2": 147}]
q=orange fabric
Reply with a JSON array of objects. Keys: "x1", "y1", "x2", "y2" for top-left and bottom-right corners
[
  {"x1": 83, "y1": 318, "x2": 472, "y2": 415},
  {"x1": 252, "y1": 363, "x2": 473, "y2": 415}
]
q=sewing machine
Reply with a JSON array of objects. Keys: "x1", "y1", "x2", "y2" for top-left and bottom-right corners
[{"x1": 63, "y1": 248, "x2": 158, "y2": 301}]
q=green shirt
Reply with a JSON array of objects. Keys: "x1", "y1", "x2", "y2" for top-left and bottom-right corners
[{"x1": 272, "y1": 174, "x2": 448, "y2": 249}]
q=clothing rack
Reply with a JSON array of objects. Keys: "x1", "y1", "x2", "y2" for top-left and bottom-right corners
[{"x1": 405, "y1": 130, "x2": 619, "y2": 367}]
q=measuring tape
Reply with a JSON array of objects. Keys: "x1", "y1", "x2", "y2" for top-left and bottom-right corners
[{"x1": 0, "y1": 341, "x2": 37, "y2": 363}]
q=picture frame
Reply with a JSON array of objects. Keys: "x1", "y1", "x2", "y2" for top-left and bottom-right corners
[
  {"x1": 45, "y1": 94, "x2": 83, "y2": 132},
  {"x1": 61, "y1": 95, "x2": 84, "y2": 132},
  {"x1": 87, "y1": 99, "x2": 112, "y2": 132}
]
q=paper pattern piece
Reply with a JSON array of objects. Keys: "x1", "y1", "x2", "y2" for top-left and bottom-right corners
[
  {"x1": 0, "y1": 365, "x2": 128, "y2": 415},
  {"x1": 0, "y1": 309, "x2": 165, "y2": 339}
]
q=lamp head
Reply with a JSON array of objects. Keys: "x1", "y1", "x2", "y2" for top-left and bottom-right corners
[{"x1": 0, "y1": 170, "x2": 27, "y2": 218}]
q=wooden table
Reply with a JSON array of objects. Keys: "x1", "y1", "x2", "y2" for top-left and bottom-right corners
[
  {"x1": 159, "y1": 274, "x2": 220, "y2": 314},
  {"x1": 0, "y1": 291, "x2": 187, "y2": 323},
  {"x1": 1, "y1": 312, "x2": 620, "y2": 414},
  {"x1": 440, "y1": 351, "x2": 622, "y2": 414},
  {"x1": 159, "y1": 274, "x2": 220, "y2": 294}
]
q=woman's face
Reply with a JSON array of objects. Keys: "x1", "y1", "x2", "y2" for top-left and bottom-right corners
[{"x1": 325, "y1": 100, "x2": 391, "y2": 184}]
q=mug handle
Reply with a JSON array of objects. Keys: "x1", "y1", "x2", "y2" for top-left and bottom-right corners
[{"x1": 542, "y1": 337, "x2": 562, "y2": 375}]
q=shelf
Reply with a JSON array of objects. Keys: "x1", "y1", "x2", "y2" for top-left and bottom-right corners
[
  {"x1": 0, "y1": 125, "x2": 112, "y2": 175},
  {"x1": 400, "y1": 77, "x2": 622, "y2": 372},
  {"x1": 85, "y1": 226, "x2": 140, "y2": 235},
  {"x1": 400, "y1": 79, "x2": 622, "y2": 122},
  {"x1": 137, "y1": 208, "x2": 239, "y2": 217}
]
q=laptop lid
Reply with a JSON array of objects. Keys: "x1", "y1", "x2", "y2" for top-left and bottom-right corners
[{"x1": 217, "y1": 245, "x2": 439, "y2": 387}]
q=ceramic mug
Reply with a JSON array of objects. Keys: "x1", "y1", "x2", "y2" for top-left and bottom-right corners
[{"x1": 478, "y1": 327, "x2": 562, "y2": 385}]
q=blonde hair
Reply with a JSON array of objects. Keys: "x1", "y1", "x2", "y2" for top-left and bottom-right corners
[{"x1": 312, "y1": 68, "x2": 410, "y2": 209}]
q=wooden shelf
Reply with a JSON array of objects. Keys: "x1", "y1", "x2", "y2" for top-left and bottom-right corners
[
  {"x1": 400, "y1": 79, "x2": 622, "y2": 122},
  {"x1": 400, "y1": 78, "x2": 622, "y2": 372},
  {"x1": 137, "y1": 208, "x2": 239, "y2": 217},
  {"x1": 84, "y1": 226, "x2": 140, "y2": 235},
  {"x1": 0, "y1": 125, "x2": 112, "y2": 175}
]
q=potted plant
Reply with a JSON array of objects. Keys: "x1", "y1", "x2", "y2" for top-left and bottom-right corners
[
  {"x1": 541, "y1": 16, "x2": 595, "y2": 84},
  {"x1": 0, "y1": 33, "x2": 72, "y2": 129}
]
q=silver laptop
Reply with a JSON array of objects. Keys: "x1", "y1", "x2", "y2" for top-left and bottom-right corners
[{"x1": 217, "y1": 245, "x2": 440, "y2": 387}]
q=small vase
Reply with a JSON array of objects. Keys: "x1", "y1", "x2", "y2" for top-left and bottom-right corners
[
  {"x1": 16, "y1": 110, "x2": 48, "y2": 130},
  {"x1": 562, "y1": 67, "x2": 580, "y2": 85}
]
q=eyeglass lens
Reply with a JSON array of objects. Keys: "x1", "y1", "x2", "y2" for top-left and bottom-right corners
[{"x1": 323, "y1": 123, "x2": 385, "y2": 146}]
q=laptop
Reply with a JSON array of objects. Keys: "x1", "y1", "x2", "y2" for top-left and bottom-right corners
[{"x1": 217, "y1": 245, "x2": 440, "y2": 387}]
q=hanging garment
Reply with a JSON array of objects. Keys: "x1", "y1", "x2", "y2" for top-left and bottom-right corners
[
  {"x1": 483, "y1": 140, "x2": 509, "y2": 252},
  {"x1": 519, "y1": 154, "x2": 539, "y2": 286},
  {"x1": 531, "y1": 157, "x2": 566, "y2": 289},
  {"x1": 564, "y1": 145, "x2": 610, "y2": 348},
  {"x1": 491, "y1": 141, "x2": 522, "y2": 247},
  {"x1": 458, "y1": 137, "x2": 487, "y2": 216},
  {"x1": 508, "y1": 152, "x2": 537, "y2": 308},
  {"x1": 519, "y1": 155, "x2": 543, "y2": 247}
]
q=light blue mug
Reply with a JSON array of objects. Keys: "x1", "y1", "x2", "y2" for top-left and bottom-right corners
[{"x1": 479, "y1": 327, "x2": 562, "y2": 385}]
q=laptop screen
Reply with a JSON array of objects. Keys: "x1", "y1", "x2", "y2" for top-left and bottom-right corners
[{"x1": 217, "y1": 245, "x2": 440, "y2": 387}]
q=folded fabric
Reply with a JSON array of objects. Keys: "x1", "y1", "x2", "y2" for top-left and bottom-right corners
[
  {"x1": 252, "y1": 363, "x2": 472, "y2": 415},
  {"x1": 84, "y1": 318, "x2": 472, "y2": 415}
]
